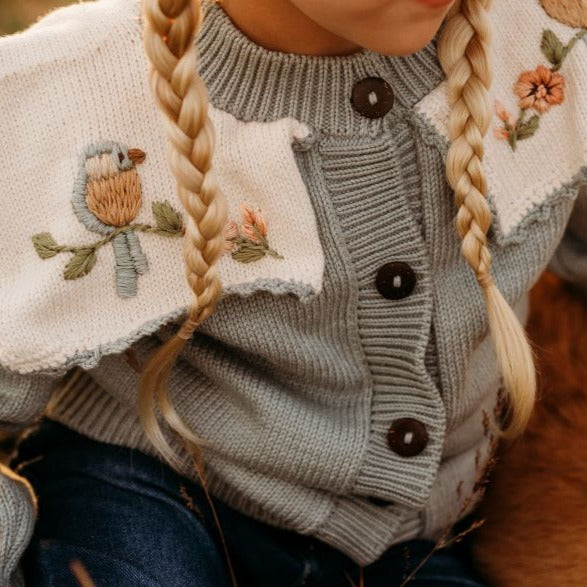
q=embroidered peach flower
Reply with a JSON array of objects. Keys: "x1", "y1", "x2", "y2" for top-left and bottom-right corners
[
  {"x1": 493, "y1": 100, "x2": 518, "y2": 142},
  {"x1": 514, "y1": 65, "x2": 565, "y2": 113},
  {"x1": 223, "y1": 203, "x2": 283, "y2": 263},
  {"x1": 223, "y1": 220, "x2": 238, "y2": 253},
  {"x1": 240, "y1": 202, "x2": 267, "y2": 242},
  {"x1": 494, "y1": 100, "x2": 517, "y2": 127},
  {"x1": 493, "y1": 28, "x2": 583, "y2": 151},
  {"x1": 493, "y1": 127, "x2": 511, "y2": 141},
  {"x1": 240, "y1": 203, "x2": 255, "y2": 226}
]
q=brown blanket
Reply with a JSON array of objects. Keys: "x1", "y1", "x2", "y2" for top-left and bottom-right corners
[{"x1": 472, "y1": 271, "x2": 587, "y2": 586}]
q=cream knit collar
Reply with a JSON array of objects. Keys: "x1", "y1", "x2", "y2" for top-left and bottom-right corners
[
  {"x1": 0, "y1": 0, "x2": 585, "y2": 375},
  {"x1": 415, "y1": 1, "x2": 587, "y2": 242}
]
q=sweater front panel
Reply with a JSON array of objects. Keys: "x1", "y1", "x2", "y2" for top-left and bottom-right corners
[{"x1": 48, "y1": 2, "x2": 579, "y2": 564}]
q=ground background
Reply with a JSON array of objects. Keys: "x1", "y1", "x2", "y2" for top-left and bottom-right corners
[{"x1": 0, "y1": 0, "x2": 72, "y2": 35}]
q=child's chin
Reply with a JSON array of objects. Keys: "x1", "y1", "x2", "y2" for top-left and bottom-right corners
[{"x1": 353, "y1": 22, "x2": 444, "y2": 57}]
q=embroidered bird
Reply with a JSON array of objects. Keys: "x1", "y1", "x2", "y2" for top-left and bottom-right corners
[
  {"x1": 540, "y1": 0, "x2": 587, "y2": 28},
  {"x1": 32, "y1": 141, "x2": 185, "y2": 298},
  {"x1": 72, "y1": 141, "x2": 149, "y2": 298}
]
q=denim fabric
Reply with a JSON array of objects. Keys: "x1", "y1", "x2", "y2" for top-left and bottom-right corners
[{"x1": 11, "y1": 419, "x2": 486, "y2": 587}]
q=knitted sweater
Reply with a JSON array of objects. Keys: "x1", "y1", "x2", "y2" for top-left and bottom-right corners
[{"x1": 1, "y1": 0, "x2": 586, "y2": 581}]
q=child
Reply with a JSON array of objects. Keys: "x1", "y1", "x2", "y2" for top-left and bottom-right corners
[{"x1": 0, "y1": 0, "x2": 585, "y2": 585}]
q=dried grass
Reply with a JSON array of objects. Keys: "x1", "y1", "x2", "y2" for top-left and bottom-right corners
[{"x1": 69, "y1": 560, "x2": 96, "y2": 587}]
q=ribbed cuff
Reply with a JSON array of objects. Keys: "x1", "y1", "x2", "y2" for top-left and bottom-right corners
[{"x1": 0, "y1": 465, "x2": 37, "y2": 585}]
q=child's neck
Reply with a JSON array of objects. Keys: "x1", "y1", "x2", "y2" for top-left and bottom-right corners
[{"x1": 219, "y1": 0, "x2": 362, "y2": 56}]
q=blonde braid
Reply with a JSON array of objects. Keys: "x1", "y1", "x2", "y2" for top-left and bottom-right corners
[
  {"x1": 438, "y1": 0, "x2": 536, "y2": 436},
  {"x1": 139, "y1": 0, "x2": 228, "y2": 471}
]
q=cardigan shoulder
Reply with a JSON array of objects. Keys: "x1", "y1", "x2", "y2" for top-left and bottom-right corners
[
  {"x1": 0, "y1": 0, "x2": 324, "y2": 375},
  {"x1": 0, "y1": 0, "x2": 139, "y2": 80}
]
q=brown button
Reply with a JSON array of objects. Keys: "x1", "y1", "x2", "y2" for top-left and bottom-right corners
[
  {"x1": 375, "y1": 262, "x2": 416, "y2": 300},
  {"x1": 387, "y1": 418, "x2": 428, "y2": 457},
  {"x1": 351, "y1": 77, "x2": 394, "y2": 119}
]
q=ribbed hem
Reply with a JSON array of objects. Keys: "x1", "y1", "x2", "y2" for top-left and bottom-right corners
[
  {"x1": 0, "y1": 466, "x2": 37, "y2": 583},
  {"x1": 314, "y1": 498, "x2": 422, "y2": 567},
  {"x1": 48, "y1": 369, "x2": 423, "y2": 566},
  {"x1": 46, "y1": 369, "x2": 155, "y2": 456},
  {"x1": 197, "y1": 3, "x2": 445, "y2": 136}
]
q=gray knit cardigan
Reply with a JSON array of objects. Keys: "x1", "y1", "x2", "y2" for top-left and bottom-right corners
[{"x1": 0, "y1": 0, "x2": 586, "y2": 582}]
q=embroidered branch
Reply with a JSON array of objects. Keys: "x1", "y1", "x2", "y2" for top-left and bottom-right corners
[
  {"x1": 32, "y1": 200, "x2": 184, "y2": 280},
  {"x1": 31, "y1": 142, "x2": 186, "y2": 298},
  {"x1": 494, "y1": 28, "x2": 586, "y2": 151}
]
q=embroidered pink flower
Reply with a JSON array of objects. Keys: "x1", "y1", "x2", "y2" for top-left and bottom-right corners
[
  {"x1": 514, "y1": 65, "x2": 565, "y2": 113},
  {"x1": 494, "y1": 100, "x2": 517, "y2": 127},
  {"x1": 240, "y1": 202, "x2": 267, "y2": 242},
  {"x1": 223, "y1": 203, "x2": 283, "y2": 263},
  {"x1": 223, "y1": 220, "x2": 238, "y2": 254},
  {"x1": 493, "y1": 100, "x2": 518, "y2": 142},
  {"x1": 493, "y1": 127, "x2": 511, "y2": 140}
]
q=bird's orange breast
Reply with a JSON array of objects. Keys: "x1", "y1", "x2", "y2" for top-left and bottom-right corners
[{"x1": 86, "y1": 168, "x2": 143, "y2": 227}]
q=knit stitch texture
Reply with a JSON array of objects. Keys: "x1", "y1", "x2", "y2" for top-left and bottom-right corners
[{"x1": 0, "y1": 0, "x2": 586, "y2": 576}]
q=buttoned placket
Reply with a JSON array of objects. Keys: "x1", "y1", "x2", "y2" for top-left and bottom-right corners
[{"x1": 196, "y1": 3, "x2": 449, "y2": 562}]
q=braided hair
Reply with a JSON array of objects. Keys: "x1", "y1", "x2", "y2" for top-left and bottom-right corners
[
  {"x1": 438, "y1": 0, "x2": 537, "y2": 436},
  {"x1": 139, "y1": 0, "x2": 227, "y2": 471},
  {"x1": 137, "y1": 0, "x2": 536, "y2": 476}
]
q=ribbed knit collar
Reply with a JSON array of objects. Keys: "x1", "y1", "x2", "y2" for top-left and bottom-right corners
[{"x1": 197, "y1": 3, "x2": 446, "y2": 136}]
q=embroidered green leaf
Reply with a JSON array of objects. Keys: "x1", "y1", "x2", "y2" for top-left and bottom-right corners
[
  {"x1": 231, "y1": 247, "x2": 266, "y2": 264},
  {"x1": 563, "y1": 29, "x2": 587, "y2": 61},
  {"x1": 541, "y1": 29, "x2": 565, "y2": 69},
  {"x1": 516, "y1": 115, "x2": 540, "y2": 140},
  {"x1": 152, "y1": 200, "x2": 184, "y2": 233},
  {"x1": 32, "y1": 232, "x2": 61, "y2": 259},
  {"x1": 63, "y1": 248, "x2": 97, "y2": 280},
  {"x1": 265, "y1": 249, "x2": 284, "y2": 260},
  {"x1": 507, "y1": 129, "x2": 517, "y2": 151},
  {"x1": 234, "y1": 238, "x2": 265, "y2": 250},
  {"x1": 231, "y1": 240, "x2": 284, "y2": 263}
]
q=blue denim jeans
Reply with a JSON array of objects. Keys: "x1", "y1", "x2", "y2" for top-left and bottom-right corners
[{"x1": 11, "y1": 419, "x2": 486, "y2": 587}]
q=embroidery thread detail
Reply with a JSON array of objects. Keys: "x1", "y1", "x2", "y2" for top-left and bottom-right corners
[
  {"x1": 32, "y1": 142, "x2": 185, "y2": 298},
  {"x1": 540, "y1": 0, "x2": 587, "y2": 29},
  {"x1": 224, "y1": 203, "x2": 284, "y2": 264},
  {"x1": 494, "y1": 28, "x2": 586, "y2": 151}
]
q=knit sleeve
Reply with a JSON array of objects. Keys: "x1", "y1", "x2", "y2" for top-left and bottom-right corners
[
  {"x1": 548, "y1": 183, "x2": 587, "y2": 293},
  {"x1": 0, "y1": 464, "x2": 37, "y2": 586},
  {"x1": 0, "y1": 368, "x2": 58, "y2": 585},
  {"x1": 0, "y1": 367, "x2": 58, "y2": 430}
]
